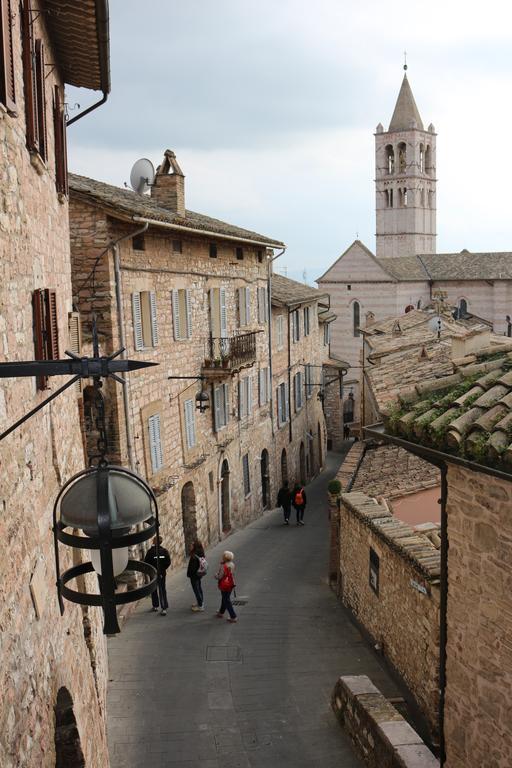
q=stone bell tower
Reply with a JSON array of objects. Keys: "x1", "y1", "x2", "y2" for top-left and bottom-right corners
[{"x1": 375, "y1": 67, "x2": 437, "y2": 258}]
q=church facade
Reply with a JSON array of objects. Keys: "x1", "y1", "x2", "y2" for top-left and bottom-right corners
[{"x1": 318, "y1": 69, "x2": 512, "y2": 424}]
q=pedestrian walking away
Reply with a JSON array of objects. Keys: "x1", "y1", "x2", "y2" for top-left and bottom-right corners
[
  {"x1": 187, "y1": 540, "x2": 208, "y2": 612},
  {"x1": 277, "y1": 480, "x2": 292, "y2": 524},
  {"x1": 292, "y1": 483, "x2": 307, "y2": 525},
  {"x1": 144, "y1": 535, "x2": 171, "y2": 615},
  {"x1": 215, "y1": 550, "x2": 237, "y2": 622}
]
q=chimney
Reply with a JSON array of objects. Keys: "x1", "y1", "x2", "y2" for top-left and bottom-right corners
[{"x1": 150, "y1": 150, "x2": 185, "y2": 217}]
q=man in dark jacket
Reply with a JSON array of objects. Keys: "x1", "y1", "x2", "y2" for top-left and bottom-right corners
[
  {"x1": 277, "y1": 481, "x2": 292, "y2": 525},
  {"x1": 292, "y1": 484, "x2": 307, "y2": 526},
  {"x1": 144, "y1": 535, "x2": 171, "y2": 615}
]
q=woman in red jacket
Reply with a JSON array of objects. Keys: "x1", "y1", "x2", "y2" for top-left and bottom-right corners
[{"x1": 215, "y1": 550, "x2": 237, "y2": 623}]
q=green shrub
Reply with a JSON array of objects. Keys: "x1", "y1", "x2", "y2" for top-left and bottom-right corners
[{"x1": 328, "y1": 479, "x2": 342, "y2": 495}]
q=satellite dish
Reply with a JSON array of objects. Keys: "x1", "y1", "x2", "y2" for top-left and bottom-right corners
[
  {"x1": 428, "y1": 316, "x2": 443, "y2": 334},
  {"x1": 129, "y1": 158, "x2": 155, "y2": 195}
]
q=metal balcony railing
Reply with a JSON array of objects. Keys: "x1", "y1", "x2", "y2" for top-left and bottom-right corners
[{"x1": 203, "y1": 331, "x2": 257, "y2": 373}]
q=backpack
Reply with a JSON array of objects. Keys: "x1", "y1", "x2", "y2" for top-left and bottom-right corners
[
  {"x1": 294, "y1": 488, "x2": 304, "y2": 506},
  {"x1": 196, "y1": 555, "x2": 208, "y2": 576}
]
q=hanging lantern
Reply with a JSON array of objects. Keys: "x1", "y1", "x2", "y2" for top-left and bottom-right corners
[
  {"x1": 195, "y1": 388, "x2": 210, "y2": 413},
  {"x1": 53, "y1": 463, "x2": 160, "y2": 634}
]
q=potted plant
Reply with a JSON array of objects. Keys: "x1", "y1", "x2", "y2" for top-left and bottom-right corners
[
  {"x1": 213, "y1": 358, "x2": 222, "y2": 368},
  {"x1": 221, "y1": 355, "x2": 230, "y2": 369},
  {"x1": 327, "y1": 479, "x2": 342, "y2": 506}
]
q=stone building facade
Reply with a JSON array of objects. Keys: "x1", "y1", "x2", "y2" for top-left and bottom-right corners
[
  {"x1": 0, "y1": 2, "x2": 110, "y2": 767},
  {"x1": 318, "y1": 70, "x2": 512, "y2": 424},
  {"x1": 69, "y1": 161, "x2": 334, "y2": 567}
]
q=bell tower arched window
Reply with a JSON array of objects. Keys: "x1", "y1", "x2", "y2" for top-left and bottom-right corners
[
  {"x1": 353, "y1": 301, "x2": 360, "y2": 337},
  {"x1": 419, "y1": 144, "x2": 424, "y2": 173},
  {"x1": 425, "y1": 145, "x2": 431, "y2": 175},
  {"x1": 398, "y1": 142, "x2": 406, "y2": 173},
  {"x1": 385, "y1": 145, "x2": 395, "y2": 174}
]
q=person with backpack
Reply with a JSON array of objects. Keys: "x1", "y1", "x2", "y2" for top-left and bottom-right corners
[
  {"x1": 292, "y1": 483, "x2": 307, "y2": 526},
  {"x1": 144, "y1": 535, "x2": 172, "y2": 615},
  {"x1": 215, "y1": 550, "x2": 237, "y2": 623},
  {"x1": 277, "y1": 480, "x2": 292, "y2": 525},
  {"x1": 187, "y1": 540, "x2": 208, "y2": 612}
]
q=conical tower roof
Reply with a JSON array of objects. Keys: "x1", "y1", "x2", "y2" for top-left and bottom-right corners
[{"x1": 389, "y1": 73, "x2": 423, "y2": 131}]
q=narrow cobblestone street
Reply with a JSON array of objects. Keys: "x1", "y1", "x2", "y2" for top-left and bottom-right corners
[{"x1": 107, "y1": 450, "x2": 401, "y2": 767}]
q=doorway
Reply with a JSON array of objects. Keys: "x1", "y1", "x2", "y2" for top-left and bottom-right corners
[
  {"x1": 261, "y1": 449, "x2": 270, "y2": 509},
  {"x1": 54, "y1": 688, "x2": 85, "y2": 768},
  {"x1": 181, "y1": 482, "x2": 197, "y2": 556},
  {"x1": 281, "y1": 448, "x2": 288, "y2": 485},
  {"x1": 219, "y1": 458, "x2": 231, "y2": 533}
]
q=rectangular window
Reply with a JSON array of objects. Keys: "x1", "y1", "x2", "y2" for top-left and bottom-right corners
[
  {"x1": 294, "y1": 371, "x2": 303, "y2": 412},
  {"x1": 305, "y1": 364, "x2": 313, "y2": 399},
  {"x1": 209, "y1": 287, "x2": 227, "y2": 339},
  {"x1": 276, "y1": 315, "x2": 284, "y2": 350},
  {"x1": 209, "y1": 243, "x2": 217, "y2": 259},
  {"x1": 172, "y1": 239, "x2": 182, "y2": 253},
  {"x1": 33, "y1": 288, "x2": 59, "y2": 390},
  {"x1": 238, "y1": 286, "x2": 251, "y2": 327},
  {"x1": 184, "y1": 398, "x2": 196, "y2": 449},
  {"x1": 277, "y1": 381, "x2": 289, "y2": 427},
  {"x1": 259, "y1": 367, "x2": 270, "y2": 406},
  {"x1": 303, "y1": 306, "x2": 310, "y2": 336},
  {"x1": 242, "y1": 453, "x2": 250, "y2": 496},
  {"x1": 34, "y1": 40, "x2": 47, "y2": 162},
  {"x1": 209, "y1": 471, "x2": 214, "y2": 492},
  {"x1": 369, "y1": 547, "x2": 380, "y2": 595},
  {"x1": 213, "y1": 383, "x2": 229, "y2": 431},
  {"x1": 291, "y1": 309, "x2": 300, "y2": 343},
  {"x1": 53, "y1": 85, "x2": 68, "y2": 196},
  {"x1": 0, "y1": 0, "x2": 16, "y2": 112},
  {"x1": 323, "y1": 323, "x2": 330, "y2": 346},
  {"x1": 257, "y1": 287, "x2": 269, "y2": 324},
  {"x1": 172, "y1": 288, "x2": 192, "y2": 340},
  {"x1": 132, "y1": 234, "x2": 145, "y2": 251},
  {"x1": 132, "y1": 291, "x2": 158, "y2": 350},
  {"x1": 148, "y1": 413, "x2": 164, "y2": 473},
  {"x1": 236, "y1": 246, "x2": 244, "y2": 261},
  {"x1": 257, "y1": 250, "x2": 263, "y2": 263},
  {"x1": 238, "y1": 376, "x2": 253, "y2": 419}
]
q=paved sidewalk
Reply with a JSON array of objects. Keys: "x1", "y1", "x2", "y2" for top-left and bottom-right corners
[{"x1": 107, "y1": 450, "x2": 401, "y2": 768}]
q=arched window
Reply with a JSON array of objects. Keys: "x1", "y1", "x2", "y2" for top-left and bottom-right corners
[
  {"x1": 419, "y1": 144, "x2": 424, "y2": 173},
  {"x1": 384, "y1": 190, "x2": 390, "y2": 207},
  {"x1": 385, "y1": 145, "x2": 395, "y2": 174},
  {"x1": 403, "y1": 188, "x2": 408, "y2": 207},
  {"x1": 425, "y1": 145, "x2": 431, "y2": 175},
  {"x1": 398, "y1": 142, "x2": 406, "y2": 173},
  {"x1": 389, "y1": 189, "x2": 393, "y2": 207},
  {"x1": 353, "y1": 301, "x2": 360, "y2": 337}
]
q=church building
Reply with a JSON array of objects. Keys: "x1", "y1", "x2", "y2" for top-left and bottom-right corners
[{"x1": 318, "y1": 67, "x2": 512, "y2": 425}]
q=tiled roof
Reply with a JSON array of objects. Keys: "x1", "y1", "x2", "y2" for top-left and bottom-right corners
[
  {"x1": 271, "y1": 274, "x2": 329, "y2": 307},
  {"x1": 351, "y1": 444, "x2": 440, "y2": 499},
  {"x1": 69, "y1": 174, "x2": 284, "y2": 247},
  {"x1": 44, "y1": 0, "x2": 110, "y2": 92},
  {"x1": 384, "y1": 350, "x2": 512, "y2": 473},
  {"x1": 341, "y1": 492, "x2": 441, "y2": 580},
  {"x1": 376, "y1": 252, "x2": 512, "y2": 282},
  {"x1": 318, "y1": 308, "x2": 337, "y2": 323}
]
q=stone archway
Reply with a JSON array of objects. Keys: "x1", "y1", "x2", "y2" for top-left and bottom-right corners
[
  {"x1": 54, "y1": 687, "x2": 85, "y2": 768},
  {"x1": 219, "y1": 458, "x2": 231, "y2": 533},
  {"x1": 281, "y1": 449, "x2": 288, "y2": 486},
  {"x1": 299, "y1": 441, "x2": 306, "y2": 486},
  {"x1": 181, "y1": 482, "x2": 197, "y2": 556},
  {"x1": 260, "y1": 449, "x2": 270, "y2": 509}
]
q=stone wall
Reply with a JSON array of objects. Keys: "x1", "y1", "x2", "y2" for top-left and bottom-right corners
[
  {"x1": 0, "y1": 4, "x2": 109, "y2": 767},
  {"x1": 444, "y1": 465, "x2": 512, "y2": 768},
  {"x1": 337, "y1": 492, "x2": 440, "y2": 739}
]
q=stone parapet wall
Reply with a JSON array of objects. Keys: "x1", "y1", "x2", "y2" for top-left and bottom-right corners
[
  {"x1": 332, "y1": 675, "x2": 439, "y2": 768},
  {"x1": 337, "y1": 491, "x2": 440, "y2": 738},
  {"x1": 444, "y1": 465, "x2": 512, "y2": 768}
]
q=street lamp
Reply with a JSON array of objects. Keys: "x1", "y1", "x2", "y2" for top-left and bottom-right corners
[
  {"x1": 195, "y1": 389, "x2": 210, "y2": 413},
  {"x1": 53, "y1": 463, "x2": 160, "y2": 635}
]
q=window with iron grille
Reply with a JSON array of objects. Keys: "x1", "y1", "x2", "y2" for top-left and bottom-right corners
[
  {"x1": 242, "y1": 453, "x2": 250, "y2": 496},
  {"x1": 132, "y1": 291, "x2": 158, "y2": 350},
  {"x1": 0, "y1": 0, "x2": 16, "y2": 113},
  {"x1": 33, "y1": 288, "x2": 59, "y2": 390}
]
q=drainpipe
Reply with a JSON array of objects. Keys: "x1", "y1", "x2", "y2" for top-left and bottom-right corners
[
  {"x1": 439, "y1": 463, "x2": 448, "y2": 765},
  {"x1": 112, "y1": 222, "x2": 149, "y2": 470},
  {"x1": 267, "y1": 247, "x2": 286, "y2": 438},
  {"x1": 287, "y1": 308, "x2": 293, "y2": 444}
]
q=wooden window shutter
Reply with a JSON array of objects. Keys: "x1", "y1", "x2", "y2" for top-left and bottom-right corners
[
  {"x1": 54, "y1": 85, "x2": 68, "y2": 195},
  {"x1": 247, "y1": 376, "x2": 253, "y2": 413},
  {"x1": 245, "y1": 288, "x2": 251, "y2": 326},
  {"x1": 44, "y1": 289, "x2": 59, "y2": 361},
  {"x1": 219, "y1": 287, "x2": 227, "y2": 337},
  {"x1": 132, "y1": 292, "x2": 144, "y2": 350},
  {"x1": 213, "y1": 386, "x2": 221, "y2": 432},
  {"x1": 238, "y1": 379, "x2": 245, "y2": 420},
  {"x1": 149, "y1": 291, "x2": 158, "y2": 346},
  {"x1": 148, "y1": 413, "x2": 163, "y2": 473},
  {"x1": 68, "y1": 311, "x2": 82, "y2": 393},
  {"x1": 185, "y1": 289, "x2": 192, "y2": 338},
  {"x1": 223, "y1": 384, "x2": 229, "y2": 425},
  {"x1": 32, "y1": 289, "x2": 47, "y2": 389},
  {"x1": 258, "y1": 369, "x2": 264, "y2": 406},
  {"x1": 0, "y1": 0, "x2": 16, "y2": 112},
  {"x1": 21, "y1": 1, "x2": 38, "y2": 151},
  {"x1": 172, "y1": 289, "x2": 181, "y2": 340},
  {"x1": 184, "y1": 399, "x2": 196, "y2": 449},
  {"x1": 34, "y1": 39, "x2": 47, "y2": 161}
]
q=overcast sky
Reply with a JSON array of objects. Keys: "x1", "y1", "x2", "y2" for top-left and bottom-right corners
[{"x1": 67, "y1": 0, "x2": 512, "y2": 283}]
